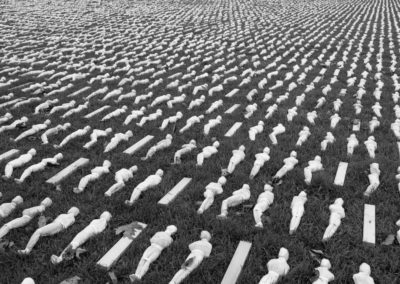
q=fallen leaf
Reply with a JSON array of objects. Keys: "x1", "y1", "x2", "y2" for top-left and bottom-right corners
[
  {"x1": 382, "y1": 234, "x2": 395, "y2": 245},
  {"x1": 75, "y1": 248, "x2": 87, "y2": 259},
  {"x1": 115, "y1": 222, "x2": 145, "y2": 239}
]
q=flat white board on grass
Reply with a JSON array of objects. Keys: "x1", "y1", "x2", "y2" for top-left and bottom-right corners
[
  {"x1": 225, "y1": 122, "x2": 242, "y2": 137},
  {"x1": 0, "y1": 149, "x2": 20, "y2": 163},
  {"x1": 84, "y1": 105, "x2": 110, "y2": 119},
  {"x1": 124, "y1": 135, "x2": 154, "y2": 155},
  {"x1": 225, "y1": 89, "x2": 239, "y2": 98},
  {"x1": 225, "y1": 104, "x2": 240, "y2": 114},
  {"x1": 334, "y1": 162, "x2": 348, "y2": 186},
  {"x1": 158, "y1": 177, "x2": 192, "y2": 205},
  {"x1": 363, "y1": 204, "x2": 375, "y2": 246},
  {"x1": 46, "y1": 158, "x2": 89, "y2": 185},
  {"x1": 221, "y1": 241, "x2": 252, "y2": 284}
]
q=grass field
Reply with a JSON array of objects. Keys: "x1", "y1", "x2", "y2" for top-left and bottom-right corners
[{"x1": 1, "y1": 0, "x2": 400, "y2": 282}]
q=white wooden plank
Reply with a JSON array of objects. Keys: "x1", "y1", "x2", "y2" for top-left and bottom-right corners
[
  {"x1": 221, "y1": 241, "x2": 252, "y2": 284},
  {"x1": 46, "y1": 158, "x2": 89, "y2": 185},
  {"x1": 225, "y1": 89, "x2": 239, "y2": 98},
  {"x1": 225, "y1": 104, "x2": 240, "y2": 114},
  {"x1": 363, "y1": 204, "x2": 375, "y2": 246},
  {"x1": 0, "y1": 149, "x2": 20, "y2": 163},
  {"x1": 225, "y1": 122, "x2": 242, "y2": 137},
  {"x1": 158, "y1": 178, "x2": 192, "y2": 205},
  {"x1": 84, "y1": 105, "x2": 110, "y2": 119},
  {"x1": 333, "y1": 162, "x2": 348, "y2": 186},
  {"x1": 124, "y1": 135, "x2": 154, "y2": 155}
]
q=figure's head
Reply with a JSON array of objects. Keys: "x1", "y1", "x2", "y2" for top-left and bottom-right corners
[
  {"x1": 129, "y1": 165, "x2": 138, "y2": 173},
  {"x1": 166, "y1": 134, "x2": 173, "y2": 140},
  {"x1": 103, "y1": 160, "x2": 111, "y2": 168},
  {"x1": 198, "y1": 115, "x2": 204, "y2": 120},
  {"x1": 315, "y1": 155, "x2": 321, "y2": 162},
  {"x1": 41, "y1": 197, "x2": 53, "y2": 207},
  {"x1": 263, "y1": 147, "x2": 270, "y2": 154},
  {"x1": 63, "y1": 122, "x2": 71, "y2": 128},
  {"x1": 68, "y1": 207, "x2": 80, "y2": 216},
  {"x1": 105, "y1": 128, "x2": 113, "y2": 133},
  {"x1": 239, "y1": 145, "x2": 245, "y2": 151},
  {"x1": 176, "y1": 112, "x2": 183, "y2": 118},
  {"x1": 216, "y1": 115, "x2": 222, "y2": 121},
  {"x1": 189, "y1": 139, "x2": 196, "y2": 146},
  {"x1": 54, "y1": 153, "x2": 63, "y2": 160},
  {"x1": 368, "y1": 136, "x2": 375, "y2": 141},
  {"x1": 156, "y1": 169, "x2": 164, "y2": 176},
  {"x1": 320, "y1": 258, "x2": 331, "y2": 269},
  {"x1": 200, "y1": 230, "x2": 211, "y2": 241},
  {"x1": 84, "y1": 126, "x2": 91, "y2": 131},
  {"x1": 258, "y1": 121, "x2": 264, "y2": 126},
  {"x1": 264, "y1": 184, "x2": 273, "y2": 192},
  {"x1": 28, "y1": 149, "x2": 37, "y2": 156},
  {"x1": 21, "y1": 116, "x2": 28, "y2": 122},
  {"x1": 299, "y1": 191, "x2": 307, "y2": 198},
  {"x1": 100, "y1": 211, "x2": 112, "y2": 222},
  {"x1": 126, "y1": 130, "x2": 133, "y2": 137},
  {"x1": 140, "y1": 106, "x2": 146, "y2": 112},
  {"x1": 304, "y1": 126, "x2": 309, "y2": 131},
  {"x1": 12, "y1": 195, "x2": 23, "y2": 205},
  {"x1": 334, "y1": 198, "x2": 344, "y2": 206},
  {"x1": 44, "y1": 119, "x2": 51, "y2": 125},
  {"x1": 200, "y1": 95, "x2": 205, "y2": 101},
  {"x1": 218, "y1": 176, "x2": 227, "y2": 185},
  {"x1": 278, "y1": 247, "x2": 289, "y2": 260},
  {"x1": 121, "y1": 105, "x2": 128, "y2": 110},
  {"x1": 359, "y1": 263, "x2": 371, "y2": 275},
  {"x1": 290, "y1": 151, "x2": 297, "y2": 158},
  {"x1": 166, "y1": 225, "x2": 178, "y2": 235},
  {"x1": 156, "y1": 109, "x2": 162, "y2": 115},
  {"x1": 213, "y1": 141, "x2": 220, "y2": 148},
  {"x1": 242, "y1": 184, "x2": 250, "y2": 190}
]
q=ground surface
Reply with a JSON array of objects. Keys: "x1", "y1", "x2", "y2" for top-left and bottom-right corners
[{"x1": 0, "y1": 0, "x2": 400, "y2": 283}]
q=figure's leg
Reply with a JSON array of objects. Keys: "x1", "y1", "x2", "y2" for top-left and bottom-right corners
[
  {"x1": 14, "y1": 130, "x2": 32, "y2": 142},
  {"x1": 133, "y1": 248, "x2": 161, "y2": 280},
  {"x1": 197, "y1": 195, "x2": 214, "y2": 214},
  {"x1": 169, "y1": 254, "x2": 202, "y2": 284},
  {"x1": 4, "y1": 164, "x2": 14, "y2": 178},
  {"x1": 174, "y1": 150, "x2": 182, "y2": 164},
  {"x1": 75, "y1": 174, "x2": 94, "y2": 193},
  {"x1": 227, "y1": 160, "x2": 236, "y2": 174},
  {"x1": 142, "y1": 147, "x2": 156, "y2": 160},
  {"x1": 19, "y1": 223, "x2": 62, "y2": 254},
  {"x1": 83, "y1": 139, "x2": 97, "y2": 149},
  {"x1": 16, "y1": 167, "x2": 33, "y2": 183},
  {"x1": 249, "y1": 163, "x2": 261, "y2": 179},
  {"x1": 179, "y1": 124, "x2": 189, "y2": 133},
  {"x1": 159, "y1": 119, "x2": 169, "y2": 131},
  {"x1": 322, "y1": 224, "x2": 338, "y2": 241},
  {"x1": 125, "y1": 187, "x2": 142, "y2": 205},
  {"x1": 269, "y1": 133, "x2": 277, "y2": 144},
  {"x1": 304, "y1": 167, "x2": 312, "y2": 184},
  {"x1": 124, "y1": 115, "x2": 133, "y2": 125},
  {"x1": 289, "y1": 207, "x2": 304, "y2": 234},
  {"x1": 364, "y1": 183, "x2": 378, "y2": 197},
  {"x1": 204, "y1": 125, "x2": 210, "y2": 136},
  {"x1": 197, "y1": 153, "x2": 204, "y2": 166},
  {"x1": 105, "y1": 182, "x2": 125, "y2": 197},
  {"x1": 274, "y1": 165, "x2": 287, "y2": 180},
  {"x1": 253, "y1": 203, "x2": 267, "y2": 227},
  {"x1": 41, "y1": 133, "x2": 49, "y2": 144},
  {"x1": 0, "y1": 216, "x2": 31, "y2": 238}
]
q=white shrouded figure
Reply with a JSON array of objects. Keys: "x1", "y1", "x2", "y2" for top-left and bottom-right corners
[
  {"x1": 296, "y1": 126, "x2": 311, "y2": 147},
  {"x1": 101, "y1": 105, "x2": 128, "y2": 121},
  {"x1": 125, "y1": 169, "x2": 164, "y2": 206},
  {"x1": 249, "y1": 121, "x2": 264, "y2": 141},
  {"x1": 253, "y1": 184, "x2": 274, "y2": 228},
  {"x1": 169, "y1": 231, "x2": 212, "y2": 284},
  {"x1": 188, "y1": 95, "x2": 205, "y2": 110},
  {"x1": 73, "y1": 160, "x2": 111, "y2": 193},
  {"x1": 13, "y1": 120, "x2": 51, "y2": 142},
  {"x1": 104, "y1": 166, "x2": 138, "y2": 197},
  {"x1": 372, "y1": 102, "x2": 382, "y2": 117},
  {"x1": 272, "y1": 151, "x2": 298, "y2": 182},
  {"x1": 353, "y1": 100, "x2": 362, "y2": 115},
  {"x1": 173, "y1": 140, "x2": 197, "y2": 164},
  {"x1": 83, "y1": 128, "x2": 112, "y2": 149},
  {"x1": 18, "y1": 207, "x2": 80, "y2": 255},
  {"x1": 137, "y1": 109, "x2": 162, "y2": 127},
  {"x1": 347, "y1": 134, "x2": 359, "y2": 156},
  {"x1": 54, "y1": 126, "x2": 91, "y2": 148},
  {"x1": 150, "y1": 94, "x2": 171, "y2": 107},
  {"x1": 159, "y1": 112, "x2": 183, "y2": 131},
  {"x1": 124, "y1": 107, "x2": 146, "y2": 125},
  {"x1": 217, "y1": 184, "x2": 251, "y2": 219},
  {"x1": 3, "y1": 149, "x2": 37, "y2": 179},
  {"x1": 322, "y1": 198, "x2": 345, "y2": 241},
  {"x1": 353, "y1": 263, "x2": 375, "y2": 284},
  {"x1": 321, "y1": 132, "x2": 335, "y2": 151},
  {"x1": 315, "y1": 97, "x2": 326, "y2": 109},
  {"x1": 250, "y1": 147, "x2": 270, "y2": 179},
  {"x1": 167, "y1": 94, "x2": 186, "y2": 108},
  {"x1": 307, "y1": 111, "x2": 318, "y2": 125},
  {"x1": 287, "y1": 107, "x2": 298, "y2": 122},
  {"x1": 0, "y1": 112, "x2": 12, "y2": 125},
  {"x1": 197, "y1": 177, "x2": 227, "y2": 214},
  {"x1": 41, "y1": 123, "x2": 71, "y2": 144},
  {"x1": 312, "y1": 259, "x2": 334, "y2": 283},
  {"x1": 206, "y1": 99, "x2": 223, "y2": 114},
  {"x1": 142, "y1": 134, "x2": 173, "y2": 161},
  {"x1": 223, "y1": 145, "x2": 245, "y2": 175},
  {"x1": 265, "y1": 104, "x2": 278, "y2": 120},
  {"x1": 0, "y1": 197, "x2": 52, "y2": 239},
  {"x1": 304, "y1": 155, "x2": 323, "y2": 185},
  {"x1": 289, "y1": 191, "x2": 307, "y2": 234},
  {"x1": 330, "y1": 113, "x2": 341, "y2": 129},
  {"x1": 104, "y1": 130, "x2": 133, "y2": 153},
  {"x1": 21, "y1": 277, "x2": 35, "y2": 284},
  {"x1": 49, "y1": 101, "x2": 76, "y2": 115},
  {"x1": 15, "y1": 153, "x2": 63, "y2": 183},
  {"x1": 61, "y1": 102, "x2": 89, "y2": 119},
  {"x1": 204, "y1": 116, "x2": 222, "y2": 136},
  {"x1": 197, "y1": 141, "x2": 220, "y2": 166},
  {"x1": 258, "y1": 247, "x2": 290, "y2": 284},
  {"x1": 391, "y1": 119, "x2": 400, "y2": 139},
  {"x1": 115, "y1": 90, "x2": 136, "y2": 102},
  {"x1": 295, "y1": 94, "x2": 305, "y2": 106},
  {"x1": 0, "y1": 116, "x2": 28, "y2": 133},
  {"x1": 245, "y1": 103, "x2": 257, "y2": 119},
  {"x1": 364, "y1": 163, "x2": 380, "y2": 197},
  {"x1": 130, "y1": 225, "x2": 178, "y2": 282},
  {"x1": 269, "y1": 123, "x2": 286, "y2": 145},
  {"x1": 364, "y1": 136, "x2": 377, "y2": 159},
  {"x1": 50, "y1": 211, "x2": 112, "y2": 264},
  {"x1": 179, "y1": 115, "x2": 204, "y2": 133},
  {"x1": 0, "y1": 195, "x2": 23, "y2": 219}
]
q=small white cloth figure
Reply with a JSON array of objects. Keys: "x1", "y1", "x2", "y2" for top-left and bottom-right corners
[
  {"x1": 83, "y1": 128, "x2": 112, "y2": 149},
  {"x1": 0, "y1": 112, "x2": 13, "y2": 125},
  {"x1": 289, "y1": 191, "x2": 307, "y2": 234},
  {"x1": 206, "y1": 99, "x2": 223, "y2": 114},
  {"x1": 73, "y1": 160, "x2": 111, "y2": 193},
  {"x1": 104, "y1": 166, "x2": 138, "y2": 197},
  {"x1": 115, "y1": 90, "x2": 137, "y2": 102},
  {"x1": 333, "y1": 99, "x2": 342, "y2": 112},
  {"x1": 0, "y1": 196, "x2": 23, "y2": 219},
  {"x1": 150, "y1": 94, "x2": 171, "y2": 107},
  {"x1": 245, "y1": 103, "x2": 258, "y2": 119},
  {"x1": 3, "y1": 149, "x2": 37, "y2": 179},
  {"x1": 204, "y1": 116, "x2": 222, "y2": 136},
  {"x1": 273, "y1": 151, "x2": 298, "y2": 182},
  {"x1": 295, "y1": 94, "x2": 305, "y2": 106},
  {"x1": 197, "y1": 177, "x2": 227, "y2": 214},
  {"x1": 169, "y1": 231, "x2": 212, "y2": 284},
  {"x1": 197, "y1": 141, "x2": 220, "y2": 166},
  {"x1": 51, "y1": 211, "x2": 111, "y2": 264},
  {"x1": 253, "y1": 184, "x2": 274, "y2": 228},
  {"x1": 217, "y1": 184, "x2": 251, "y2": 219},
  {"x1": 249, "y1": 121, "x2": 264, "y2": 141},
  {"x1": 101, "y1": 105, "x2": 128, "y2": 121},
  {"x1": 364, "y1": 163, "x2": 380, "y2": 197},
  {"x1": 35, "y1": 99, "x2": 59, "y2": 114},
  {"x1": 330, "y1": 113, "x2": 341, "y2": 129},
  {"x1": 124, "y1": 107, "x2": 146, "y2": 125},
  {"x1": 391, "y1": 119, "x2": 400, "y2": 139},
  {"x1": 347, "y1": 134, "x2": 359, "y2": 156},
  {"x1": 167, "y1": 94, "x2": 186, "y2": 108},
  {"x1": 250, "y1": 147, "x2": 270, "y2": 179},
  {"x1": 321, "y1": 132, "x2": 335, "y2": 151},
  {"x1": 61, "y1": 102, "x2": 89, "y2": 119},
  {"x1": 188, "y1": 96, "x2": 205, "y2": 110},
  {"x1": 54, "y1": 126, "x2": 91, "y2": 148},
  {"x1": 13, "y1": 119, "x2": 51, "y2": 142},
  {"x1": 179, "y1": 115, "x2": 204, "y2": 133},
  {"x1": 353, "y1": 263, "x2": 375, "y2": 284},
  {"x1": 258, "y1": 248, "x2": 290, "y2": 284},
  {"x1": 269, "y1": 123, "x2": 286, "y2": 145},
  {"x1": 312, "y1": 259, "x2": 334, "y2": 283},
  {"x1": 173, "y1": 140, "x2": 197, "y2": 164},
  {"x1": 364, "y1": 136, "x2": 377, "y2": 159},
  {"x1": 223, "y1": 145, "x2": 245, "y2": 175},
  {"x1": 287, "y1": 107, "x2": 298, "y2": 122},
  {"x1": 369, "y1": 116, "x2": 380, "y2": 133},
  {"x1": 41, "y1": 123, "x2": 71, "y2": 144},
  {"x1": 307, "y1": 111, "x2": 318, "y2": 125},
  {"x1": 130, "y1": 225, "x2": 178, "y2": 282},
  {"x1": 21, "y1": 278, "x2": 35, "y2": 284},
  {"x1": 15, "y1": 153, "x2": 63, "y2": 183},
  {"x1": 265, "y1": 104, "x2": 278, "y2": 120},
  {"x1": 0, "y1": 197, "x2": 52, "y2": 239},
  {"x1": 322, "y1": 198, "x2": 345, "y2": 241},
  {"x1": 160, "y1": 112, "x2": 183, "y2": 131},
  {"x1": 137, "y1": 109, "x2": 162, "y2": 127},
  {"x1": 315, "y1": 97, "x2": 326, "y2": 109},
  {"x1": 18, "y1": 207, "x2": 80, "y2": 255},
  {"x1": 0, "y1": 116, "x2": 28, "y2": 133},
  {"x1": 372, "y1": 102, "x2": 382, "y2": 117},
  {"x1": 49, "y1": 100, "x2": 76, "y2": 115},
  {"x1": 296, "y1": 126, "x2": 311, "y2": 147},
  {"x1": 125, "y1": 169, "x2": 164, "y2": 206},
  {"x1": 104, "y1": 130, "x2": 133, "y2": 153},
  {"x1": 142, "y1": 134, "x2": 173, "y2": 160},
  {"x1": 262, "y1": 92, "x2": 273, "y2": 103},
  {"x1": 304, "y1": 155, "x2": 323, "y2": 185}
]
